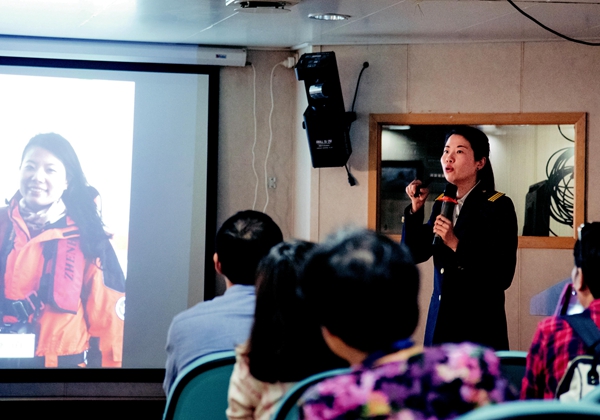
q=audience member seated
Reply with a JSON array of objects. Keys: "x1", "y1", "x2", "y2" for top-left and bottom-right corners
[
  {"x1": 522, "y1": 222, "x2": 600, "y2": 399},
  {"x1": 226, "y1": 240, "x2": 347, "y2": 420},
  {"x1": 298, "y1": 227, "x2": 514, "y2": 420},
  {"x1": 163, "y1": 210, "x2": 283, "y2": 395}
]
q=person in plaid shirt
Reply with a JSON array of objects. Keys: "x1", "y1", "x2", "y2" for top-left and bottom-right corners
[{"x1": 521, "y1": 222, "x2": 600, "y2": 399}]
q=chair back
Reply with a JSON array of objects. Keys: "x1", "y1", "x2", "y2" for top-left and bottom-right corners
[
  {"x1": 456, "y1": 400, "x2": 600, "y2": 419},
  {"x1": 581, "y1": 383, "x2": 600, "y2": 403},
  {"x1": 163, "y1": 350, "x2": 236, "y2": 420},
  {"x1": 271, "y1": 367, "x2": 352, "y2": 420},
  {"x1": 496, "y1": 350, "x2": 528, "y2": 392}
]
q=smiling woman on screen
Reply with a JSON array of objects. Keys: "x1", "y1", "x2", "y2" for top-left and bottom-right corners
[
  {"x1": 0, "y1": 132, "x2": 125, "y2": 368},
  {"x1": 401, "y1": 125, "x2": 518, "y2": 350}
]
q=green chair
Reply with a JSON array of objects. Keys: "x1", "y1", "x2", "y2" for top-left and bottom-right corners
[
  {"x1": 581, "y1": 383, "x2": 600, "y2": 403},
  {"x1": 271, "y1": 367, "x2": 352, "y2": 420},
  {"x1": 456, "y1": 400, "x2": 600, "y2": 419},
  {"x1": 496, "y1": 350, "x2": 528, "y2": 392},
  {"x1": 163, "y1": 350, "x2": 236, "y2": 420}
]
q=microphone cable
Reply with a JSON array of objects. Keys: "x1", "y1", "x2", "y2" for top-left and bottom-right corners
[
  {"x1": 351, "y1": 62, "x2": 369, "y2": 113},
  {"x1": 344, "y1": 61, "x2": 370, "y2": 187}
]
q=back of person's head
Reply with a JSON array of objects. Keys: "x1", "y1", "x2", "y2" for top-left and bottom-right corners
[
  {"x1": 300, "y1": 227, "x2": 419, "y2": 354},
  {"x1": 215, "y1": 210, "x2": 283, "y2": 285},
  {"x1": 574, "y1": 222, "x2": 600, "y2": 298},
  {"x1": 247, "y1": 240, "x2": 345, "y2": 383},
  {"x1": 446, "y1": 125, "x2": 495, "y2": 191},
  {"x1": 22, "y1": 133, "x2": 109, "y2": 260}
]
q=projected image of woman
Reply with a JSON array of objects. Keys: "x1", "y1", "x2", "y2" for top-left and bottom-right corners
[{"x1": 0, "y1": 133, "x2": 125, "y2": 368}]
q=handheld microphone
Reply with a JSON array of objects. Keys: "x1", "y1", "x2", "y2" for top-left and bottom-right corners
[{"x1": 433, "y1": 183, "x2": 458, "y2": 246}]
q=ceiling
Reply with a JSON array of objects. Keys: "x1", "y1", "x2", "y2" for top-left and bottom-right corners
[{"x1": 0, "y1": 0, "x2": 598, "y2": 49}]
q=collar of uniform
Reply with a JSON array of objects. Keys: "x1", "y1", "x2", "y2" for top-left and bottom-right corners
[
  {"x1": 457, "y1": 181, "x2": 480, "y2": 205},
  {"x1": 225, "y1": 283, "x2": 256, "y2": 297},
  {"x1": 454, "y1": 181, "x2": 480, "y2": 223}
]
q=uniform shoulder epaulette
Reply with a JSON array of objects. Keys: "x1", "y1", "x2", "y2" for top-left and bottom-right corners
[
  {"x1": 435, "y1": 193, "x2": 445, "y2": 201},
  {"x1": 488, "y1": 191, "x2": 505, "y2": 202}
]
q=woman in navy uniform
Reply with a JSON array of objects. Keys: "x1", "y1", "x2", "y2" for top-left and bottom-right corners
[{"x1": 402, "y1": 125, "x2": 518, "y2": 350}]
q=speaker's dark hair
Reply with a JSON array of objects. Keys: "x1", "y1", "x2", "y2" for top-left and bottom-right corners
[{"x1": 445, "y1": 126, "x2": 495, "y2": 191}]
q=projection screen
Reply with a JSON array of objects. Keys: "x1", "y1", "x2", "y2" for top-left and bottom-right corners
[{"x1": 0, "y1": 55, "x2": 218, "y2": 370}]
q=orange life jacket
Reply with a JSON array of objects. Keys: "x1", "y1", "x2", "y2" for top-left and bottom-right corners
[{"x1": 0, "y1": 197, "x2": 125, "y2": 367}]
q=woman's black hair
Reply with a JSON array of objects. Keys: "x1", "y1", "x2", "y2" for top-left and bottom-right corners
[
  {"x1": 21, "y1": 133, "x2": 110, "y2": 260},
  {"x1": 247, "y1": 240, "x2": 346, "y2": 383},
  {"x1": 446, "y1": 125, "x2": 495, "y2": 191},
  {"x1": 300, "y1": 227, "x2": 419, "y2": 354}
]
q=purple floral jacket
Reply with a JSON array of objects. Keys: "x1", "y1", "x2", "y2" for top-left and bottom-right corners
[{"x1": 300, "y1": 342, "x2": 515, "y2": 420}]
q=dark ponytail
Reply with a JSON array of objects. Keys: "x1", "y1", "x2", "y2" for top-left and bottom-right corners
[{"x1": 247, "y1": 240, "x2": 346, "y2": 382}]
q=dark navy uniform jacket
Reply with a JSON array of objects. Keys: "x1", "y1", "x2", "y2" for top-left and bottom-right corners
[{"x1": 402, "y1": 182, "x2": 518, "y2": 350}]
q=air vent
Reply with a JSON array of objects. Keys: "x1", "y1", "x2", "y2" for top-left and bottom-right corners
[{"x1": 226, "y1": 0, "x2": 301, "y2": 12}]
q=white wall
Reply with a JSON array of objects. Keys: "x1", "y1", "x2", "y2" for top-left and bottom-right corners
[{"x1": 217, "y1": 49, "x2": 297, "y2": 294}]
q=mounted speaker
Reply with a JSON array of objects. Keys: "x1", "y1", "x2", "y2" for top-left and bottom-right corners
[{"x1": 295, "y1": 52, "x2": 355, "y2": 168}]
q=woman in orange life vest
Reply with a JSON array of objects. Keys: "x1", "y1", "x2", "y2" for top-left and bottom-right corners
[{"x1": 0, "y1": 133, "x2": 125, "y2": 367}]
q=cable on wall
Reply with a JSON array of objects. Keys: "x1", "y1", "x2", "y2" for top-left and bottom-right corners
[
  {"x1": 250, "y1": 63, "x2": 260, "y2": 210},
  {"x1": 351, "y1": 62, "x2": 369, "y2": 113},
  {"x1": 344, "y1": 61, "x2": 370, "y2": 187},
  {"x1": 505, "y1": 0, "x2": 600, "y2": 46},
  {"x1": 263, "y1": 61, "x2": 285, "y2": 213}
]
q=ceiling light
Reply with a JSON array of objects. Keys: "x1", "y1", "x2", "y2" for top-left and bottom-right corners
[{"x1": 308, "y1": 13, "x2": 351, "y2": 21}]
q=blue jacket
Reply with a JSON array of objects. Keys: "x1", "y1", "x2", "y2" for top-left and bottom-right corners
[
  {"x1": 402, "y1": 183, "x2": 518, "y2": 350},
  {"x1": 163, "y1": 284, "x2": 256, "y2": 395}
]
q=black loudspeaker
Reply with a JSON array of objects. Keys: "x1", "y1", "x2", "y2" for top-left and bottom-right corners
[
  {"x1": 523, "y1": 180, "x2": 551, "y2": 236},
  {"x1": 295, "y1": 52, "x2": 355, "y2": 168}
]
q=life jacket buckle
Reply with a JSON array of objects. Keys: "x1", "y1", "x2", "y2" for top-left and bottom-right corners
[
  {"x1": 11, "y1": 300, "x2": 30, "y2": 323},
  {"x1": 9, "y1": 291, "x2": 43, "y2": 323}
]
